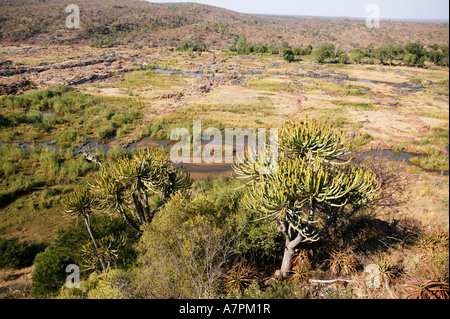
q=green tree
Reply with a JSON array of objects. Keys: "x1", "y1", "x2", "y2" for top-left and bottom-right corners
[
  {"x1": 427, "y1": 44, "x2": 449, "y2": 66},
  {"x1": 136, "y1": 192, "x2": 239, "y2": 298},
  {"x1": 338, "y1": 53, "x2": 350, "y2": 64},
  {"x1": 403, "y1": 43, "x2": 426, "y2": 66},
  {"x1": 304, "y1": 45, "x2": 313, "y2": 55},
  {"x1": 233, "y1": 119, "x2": 380, "y2": 278},
  {"x1": 283, "y1": 49, "x2": 295, "y2": 63},
  {"x1": 89, "y1": 148, "x2": 191, "y2": 233},
  {"x1": 62, "y1": 148, "x2": 191, "y2": 275},
  {"x1": 374, "y1": 46, "x2": 390, "y2": 64},
  {"x1": 315, "y1": 43, "x2": 336, "y2": 63},
  {"x1": 32, "y1": 216, "x2": 139, "y2": 298},
  {"x1": 64, "y1": 189, "x2": 107, "y2": 273},
  {"x1": 350, "y1": 47, "x2": 369, "y2": 64}
]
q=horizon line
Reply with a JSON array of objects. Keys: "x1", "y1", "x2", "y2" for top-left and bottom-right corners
[{"x1": 146, "y1": 1, "x2": 450, "y2": 22}]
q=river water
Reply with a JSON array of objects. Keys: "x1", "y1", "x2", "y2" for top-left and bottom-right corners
[{"x1": 2, "y1": 138, "x2": 447, "y2": 179}]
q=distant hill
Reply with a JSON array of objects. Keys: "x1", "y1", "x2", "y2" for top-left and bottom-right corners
[{"x1": 0, "y1": 0, "x2": 448, "y2": 51}]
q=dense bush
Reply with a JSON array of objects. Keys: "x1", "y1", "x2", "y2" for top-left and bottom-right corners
[
  {"x1": 229, "y1": 36, "x2": 312, "y2": 58},
  {"x1": 31, "y1": 216, "x2": 140, "y2": 298},
  {"x1": 0, "y1": 237, "x2": 45, "y2": 269},
  {"x1": 178, "y1": 41, "x2": 207, "y2": 52},
  {"x1": 135, "y1": 187, "x2": 240, "y2": 298},
  {"x1": 316, "y1": 42, "x2": 448, "y2": 67},
  {"x1": 0, "y1": 86, "x2": 142, "y2": 147},
  {"x1": 56, "y1": 269, "x2": 134, "y2": 299},
  {"x1": 31, "y1": 245, "x2": 78, "y2": 298}
]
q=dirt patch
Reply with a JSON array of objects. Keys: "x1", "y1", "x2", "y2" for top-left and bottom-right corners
[
  {"x1": 0, "y1": 266, "x2": 34, "y2": 299},
  {"x1": 0, "y1": 78, "x2": 36, "y2": 95}
]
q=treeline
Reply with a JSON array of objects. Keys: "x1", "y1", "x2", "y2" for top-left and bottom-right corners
[
  {"x1": 313, "y1": 42, "x2": 449, "y2": 67},
  {"x1": 346, "y1": 43, "x2": 447, "y2": 67},
  {"x1": 228, "y1": 36, "x2": 313, "y2": 56},
  {"x1": 177, "y1": 40, "x2": 208, "y2": 52},
  {"x1": 223, "y1": 36, "x2": 449, "y2": 67}
]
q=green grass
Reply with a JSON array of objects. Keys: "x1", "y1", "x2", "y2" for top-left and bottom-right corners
[
  {"x1": 350, "y1": 132, "x2": 374, "y2": 149},
  {"x1": 0, "y1": 87, "x2": 143, "y2": 146},
  {"x1": 246, "y1": 77, "x2": 285, "y2": 91},
  {"x1": 418, "y1": 124, "x2": 450, "y2": 150},
  {"x1": 114, "y1": 70, "x2": 189, "y2": 91},
  {"x1": 331, "y1": 100, "x2": 374, "y2": 110},
  {"x1": 410, "y1": 154, "x2": 449, "y2": 171},
  {"x1": 306, "y1": 81, "x2": 369, "y2": 97},
  {"x1": 193, "y1": 97, "x2": 275, "y2": 117},
  {"x1": 0, "y1": 143, "x2": 141, "y2": 241},
  {"x1": 0, "y1": 145, "x2": 99, "y2": 241},
  {"x1": 144, "y1": 112, "x2": 227, "y2": 141}
]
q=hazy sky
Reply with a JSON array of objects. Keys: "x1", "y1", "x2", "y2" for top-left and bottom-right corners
[{"x1": 147, "y1": 0, "x2": 450, "y2": 20}]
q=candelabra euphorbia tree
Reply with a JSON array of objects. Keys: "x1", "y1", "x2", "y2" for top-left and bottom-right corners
[
  {"x1": 90, "y1": 148, "x2": 192, "y2": 233},
  {"x1": 233, "y1": 118, "x2": 381, "y2": 278},
  {"x1": 64, "y1": 148, "x2": 192, "y2": 272}
]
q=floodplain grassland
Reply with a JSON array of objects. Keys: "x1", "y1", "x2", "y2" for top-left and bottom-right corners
[
  {"x1": 0, "y1": 0, "x2": 448, "y2": 300},
  {"x1": 1, "y1": 46, "x2": 448, "y2": 244}
]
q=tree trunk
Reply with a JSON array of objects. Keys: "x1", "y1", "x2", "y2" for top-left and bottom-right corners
[
  {"x1": 280, "y1": 233, "x2": 303, "y2": 278},
  {"x1": 84, "y1": 215, "x2": 107, "y2": 273},
  {"x1": 132, "y1": 193, "x2": 145, "y2": 225},
  {"x1": 118, "y1": 205, "x2": 141, "y2": 233}
]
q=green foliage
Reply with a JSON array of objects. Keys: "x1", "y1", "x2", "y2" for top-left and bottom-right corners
[
  {"x1": 178, "y1": 40, "x2": 207, "y2": 52},
  {"x1": 96, "y1": 123, "x2": 116, "y2": 140},
  {"x1": 351, "y1": 132, "x2": 374, "y2": 148},
  {"x1": 79, "y1": 234, "x2": 127, "y2": 274},
  {"x1": 278, "y1": 118, "x2": 350, "y2": 162},
  {"x1": 0, "y1": 145, "x2": 95, "y2": 212},
  {"x1": 31, "y1": 245, "x2": 76, "y2": 298},
  {"x1": 292, "y1": 45, "x2": 313, "y2": 56},
  {"x1": 283, "y1": 49, "x2": 295, "y2": 63},
  {"x1": 343, "y1": 84, "x2": 367, "y2": 96},
  {"x1": 338, "y1": 53, "x2": 350, "y2": 64},
  {"x1": 0, "y1": 237, "x2": 45, "y2": 269},
  {"x1": 344, "y1": 42, "x2": 446, "y2": 67},
  {"x1": 31, "y1": 216, "x2": 140, "y2": 298},
  {"x1": 135, "y1": 191, "x2": 238, "y2": 298},
  {"x1": 350, "y1": 47, "x2": 370, "y2": 64},
  {"x1": 0, "y1": 86, "x2": 142, "y2": 146},
  {"x1": 229, "y1": 37, "x2": 311, "y2": 58},
  {"x1": 427, "y1": 44, "x2": 449, "y2": 66},
  {"x1": 315, "y1": 43, "x2": 336, "y2": 63},
  {"x1": 56, "y1": 269, "x2": 134, "y2": 299},
  {"x1": 89, "y1": 148, "x2": 191, "y2": 232},
  {"x1": 234, "y1": 119, "x2": 380, "y2": 277}
]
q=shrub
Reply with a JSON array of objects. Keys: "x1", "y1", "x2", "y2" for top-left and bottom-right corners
[
  {"x1": 31, "y1": 245, "x2": 77, "y2": 298},
  {"x1": 235, "y1": 280, "x2": 307, "y2": 299},
  {"x1": 223, "y1": 262, "x2": 259, "y2": 295},
  {"x1": 0, "y1": 237, "x2": 45, "y2": 269},
  {"x1": 135, "y1": 189, "x2": 241, "y2": 299},
  {"x1": 0, "y1": 114, "x2": 10, "y2": 127},
  {"x1": 111, "y1": 112, "x2": 136, "y2": 126},
  {"x1": 96, "y1": 124, "x2": 116, "y2": 139},
  {"x1": 31, "y1": 217, "x2": 139, "y2": 298},
  {"x1": 56, "y1": 269, "x2": 136, "y2": 299},
  {"x1": 283, "y1": 49, "x2": 295, "y2": 63},
  {"x1": 343, "y1": 84, "x2": 367, "y2": 96}
]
